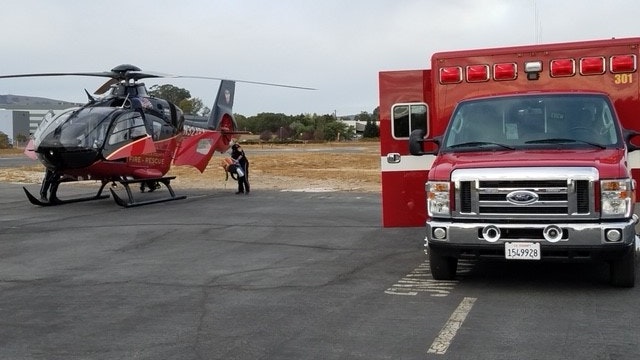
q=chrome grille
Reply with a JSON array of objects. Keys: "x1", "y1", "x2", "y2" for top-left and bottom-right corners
[{"x1": 452, "y1": 167, "x2": 598, "y2": 220}]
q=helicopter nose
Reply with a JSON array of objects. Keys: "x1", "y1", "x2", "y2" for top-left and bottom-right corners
[{"x1": 38, "y1": 147, "x2": 100, "y2": 169}]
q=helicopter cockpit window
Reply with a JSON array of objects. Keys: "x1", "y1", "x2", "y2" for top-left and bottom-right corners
[
  {"x1": 108, "y1": 112, "x2": 148, "y2": 145},
  {"x1": 146, "y1": 113, "x2": 171, "y2": 140}
]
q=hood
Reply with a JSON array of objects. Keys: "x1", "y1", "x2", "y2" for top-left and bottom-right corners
[{"x1": 429, "y1": 148, "x2": 628, "y2": 180}]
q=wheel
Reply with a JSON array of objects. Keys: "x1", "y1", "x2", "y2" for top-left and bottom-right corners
[
  {"x1": 428, "y1": 246, "x2": 458, "y2": 280},
  {"x1": 610, "y1": 247, "x2": 636, "y2": 288}
]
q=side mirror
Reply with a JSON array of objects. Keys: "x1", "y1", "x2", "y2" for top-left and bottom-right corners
[
  {"x1": 624, "y1": 129, "x2": 640, "y2": 152},
  {"x1": 409, "y1": 129, "x2": 425, "y2": 155},
  {"x1": 409, "y1": 129, "x2": 440, "y2": 155}
]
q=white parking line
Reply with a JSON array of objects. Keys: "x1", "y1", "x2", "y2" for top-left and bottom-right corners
[
  {"x1": 427, "y1": 297, "x2": 477, "y2": 355},
  {"x1": 384, "y1": 259, "x2": 473, "y2": 297}
]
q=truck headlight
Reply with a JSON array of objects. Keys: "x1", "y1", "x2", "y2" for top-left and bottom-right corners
[
  {"x1": 601, "y1": 179, "x2": 633, "y2": 218},
  {"x1": 427, "y1": 181, "x2": 451, "y2": 217}
]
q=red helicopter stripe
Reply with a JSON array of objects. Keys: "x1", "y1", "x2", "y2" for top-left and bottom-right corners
[{"x1": 105, "y1": 135, "x2": 156, "y2": 161}]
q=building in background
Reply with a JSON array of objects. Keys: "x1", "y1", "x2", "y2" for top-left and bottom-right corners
[
  {"x1": 0, "y1": 110, "x2": 30, "y2": 146},
  {"x1": 0, "y1": 95, "x2": 81, "y2": 136}
]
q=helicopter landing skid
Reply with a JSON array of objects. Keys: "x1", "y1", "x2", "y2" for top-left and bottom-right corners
[
  {"x1": 23, "y1": 181, "x2": 110, "y2": 206},
  {"x1": 110, "y1": 176, "x2": 186, "y2": 208}
]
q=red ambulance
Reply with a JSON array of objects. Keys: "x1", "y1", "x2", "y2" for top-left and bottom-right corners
[{"x1": 379, "y1": 37, "x2": 640, "y2": 286}]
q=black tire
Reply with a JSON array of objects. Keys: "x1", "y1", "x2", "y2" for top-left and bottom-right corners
[
  {"x1": 429, "y1": 246, "x2": 458, "y2": 280},
  {"x1": 610, "y1": 247, "x2": 636, "y2": 288}
]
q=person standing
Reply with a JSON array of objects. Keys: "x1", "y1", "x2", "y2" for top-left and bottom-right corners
[{"x1": 231, "y1": 143, "x2": 250, "y2": 194}]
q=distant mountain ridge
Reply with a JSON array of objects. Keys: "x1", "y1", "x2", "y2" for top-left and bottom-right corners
[{"x1": 0, "y1": 94, "x2": 82, "y2": 110}]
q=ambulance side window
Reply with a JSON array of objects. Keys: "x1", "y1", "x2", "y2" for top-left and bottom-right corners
[{"x1": 392, "y1": 103, "x2": 428, "y2": 139}]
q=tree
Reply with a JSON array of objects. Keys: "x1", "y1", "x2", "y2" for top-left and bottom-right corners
[
  {"x1": 0, "y1": 132, "x2": 10, "y2": 149},
  {"x1": 179, "y1": 97, "x2": 204, "y2": 115},
  {"x1": 344, "y1": 125, "x2": 356, "y2": 140},
  {"x1": 354, "y1": 111, "x2": 372, "y2": 123},
  {"x1": 149, "y1": 84, "x2": 205, "y2": 115},
  {"x1": 236, "y1": 111, "x2": 379, "y2": 142},
  {"x1": 148, "y1": 84, "x2": 191, "y2": 104},
  {"x1": 14, "y1": 133, "x2": 28, "y2": 147},
  {"x1": 235, "y1": 114, "x2": 249, "y2": 132},
  {"x1": 355, "y1": 110, "x2": 379, "y2": 138},
  {"x1": 363, "y1": 120, "x2": 379, "y2": 138},
  {"x1": 259, "y1": 130, "x2": 273, "y2": 142}
]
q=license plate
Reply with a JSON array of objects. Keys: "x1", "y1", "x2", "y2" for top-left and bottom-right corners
[{"x1": 505, "y1": 242, "x2": 541, "y2": 260}]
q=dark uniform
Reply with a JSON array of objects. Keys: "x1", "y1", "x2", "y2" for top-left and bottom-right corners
[{"x1": 231, "y1": 144, "x2": 250, "y2": 194}]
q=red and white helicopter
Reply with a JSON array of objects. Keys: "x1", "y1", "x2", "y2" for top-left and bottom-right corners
[{"x1": 0, "y1": 64, "x2": 312, "y2": 207}]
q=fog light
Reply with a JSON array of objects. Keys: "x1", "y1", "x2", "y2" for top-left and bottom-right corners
[
  {"x1": 432, "y1": 227, "x2": 447, "y2": 240},
  {"x1": 543, "y1": 225, "x2": 563, "y2": 243},
  {"x1": 605, "y1": 229, "x2": 622, "y2": 242},
  {"x1": 482, "y1": 225, "x2": 501, "y2": 242}
]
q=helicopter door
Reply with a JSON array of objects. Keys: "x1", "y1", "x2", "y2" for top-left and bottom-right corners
[{"x1": 103, "y1": 112, "x2": 155, "y2": 160}]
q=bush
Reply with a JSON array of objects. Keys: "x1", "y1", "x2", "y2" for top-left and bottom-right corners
[{"x1": 0, "y1": 132, "x2": 11, "y2": 149}]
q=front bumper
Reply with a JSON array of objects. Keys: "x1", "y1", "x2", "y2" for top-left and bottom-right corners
[{"x1": 426, "y1": 215, "x2": 638, "y2": 261}]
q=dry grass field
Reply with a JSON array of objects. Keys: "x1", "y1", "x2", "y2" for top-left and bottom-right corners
[{"x1": 0, "y1": 142, "x2": 381, "y2": 193}]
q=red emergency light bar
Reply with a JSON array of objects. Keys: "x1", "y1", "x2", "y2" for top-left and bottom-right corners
[
  {"x1": 439, "y1": 66, "x2": 463, "y2": 84},
  {"x1": 610, "y1": 54, "x2": 637, "y2": 73},
  {"x1": 466, "y1": 65, "x2": 490, "y2": 82},
  {"x1": 438, "y1": 54, "x2": 636, "y2": 84},
  {"x1": 550, "y1": 58, "x2": 575, "y2": 77},
  {"x1": 580, "y1": 57, "x2": 605, "y2": 75},
  {"x1": 493, "y1": 63, "x2": 518, "y2": 80}
]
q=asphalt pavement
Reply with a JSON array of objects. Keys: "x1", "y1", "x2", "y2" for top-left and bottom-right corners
[{"x1": 1, "y1": 182, "x2": 639, "y2": 359}]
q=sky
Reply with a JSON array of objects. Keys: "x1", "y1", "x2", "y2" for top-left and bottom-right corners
[{"x1": 1, "y1": 0, "x2": 639, "y2": 117}]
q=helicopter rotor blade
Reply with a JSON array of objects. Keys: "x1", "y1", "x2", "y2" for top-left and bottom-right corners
[
  {"x1": 172, "y1": 75, "x2": 316, "y2": 91},
  {"x1": 94, "y1": 78, "x2": 120, "y2": 95},
  {"x1": 0, "y1": 67, "x2": 165, "y2": 83},
  {"x1": 0, "y1": 71, "x2": 119, "y2": 80},
  {"x1": 0, "y1": 65, "x2": 316, "y2": 92}
]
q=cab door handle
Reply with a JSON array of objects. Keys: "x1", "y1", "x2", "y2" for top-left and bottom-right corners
[{"x1": 386, "y1": 153, "x2": 401, "y2": 164}]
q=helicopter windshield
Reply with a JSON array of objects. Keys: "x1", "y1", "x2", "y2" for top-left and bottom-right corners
[
  {"x1": 36, "y1": 107, "x2": 117, "y2": 149},
  {"x1": 33, "y1": 108, "x2": 78, "y2": 147}
]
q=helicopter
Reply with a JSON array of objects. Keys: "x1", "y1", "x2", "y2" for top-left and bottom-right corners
[{"x1": 0, "y1": 64, "x2": 312, "y2": 207}]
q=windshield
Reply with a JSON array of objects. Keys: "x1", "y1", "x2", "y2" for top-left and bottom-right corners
[
  {"x1": 442, "y1": 94, "x2": 621, "y2": 151},
  {"x1": 33, "y1": 108, "x2": 78, "y2": 148},
  {"x1": 36, "y1": 107, "x2": 117, "y2": 149}
]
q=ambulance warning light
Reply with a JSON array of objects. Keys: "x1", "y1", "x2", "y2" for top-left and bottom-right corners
[
  {"x1": 550, "y1": 58, "x2": 575, "y2": 77},
  {"x1": 610, "y1": 54, "x2": 637, "y2": 73},
  {"x1": 466, "y1": 65, "x2": 489, "y2": 82},
  {"x1": 439, "y1": 66, "x2": 463, "y2": 84},
  {"x1": 580, "y1": 57, "x2": 605, "y2": 75},
  {"x1": 524, "y1": 61, "x2": 543, "y2": 80},
  {"x1": 493, "y1": 63, "x2": 517, "y2": 81}
]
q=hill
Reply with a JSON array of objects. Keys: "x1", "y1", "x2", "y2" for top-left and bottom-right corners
[{"x1": 0, "y1": 94, "x2": 81, "y2": 110}]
